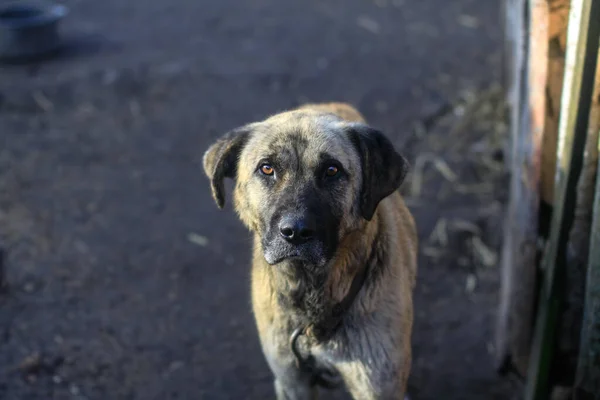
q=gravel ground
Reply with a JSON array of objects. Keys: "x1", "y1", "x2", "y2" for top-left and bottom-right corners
[{"x1": 0, "y1": 0, "x2": 520, "y2": 399}]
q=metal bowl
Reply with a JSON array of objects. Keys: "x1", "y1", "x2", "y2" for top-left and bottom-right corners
[{"x1": 0, "y1": 1, "x2": 68, "y2": 63}]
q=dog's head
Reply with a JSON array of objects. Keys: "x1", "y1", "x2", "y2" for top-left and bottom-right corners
[{"x1": 203, "y1": 108, "x2": 408, "y2": 268}]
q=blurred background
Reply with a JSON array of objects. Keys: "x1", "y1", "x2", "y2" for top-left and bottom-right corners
[{"x1": 0, "y1": 0, "x2": 518, "y2": 399}]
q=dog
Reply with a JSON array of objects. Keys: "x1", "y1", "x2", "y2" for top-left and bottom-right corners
[{"x1": 203, "y1": 102, "x2": 417, "y2": 399}]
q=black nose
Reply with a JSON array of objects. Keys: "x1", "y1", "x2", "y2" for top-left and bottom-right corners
[{"x1": 279, "y1": 215, "x2": 316, "y2": 244}]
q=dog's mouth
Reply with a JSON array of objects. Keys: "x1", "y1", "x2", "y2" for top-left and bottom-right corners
[
  {"x1": 262, "y1": 240, "x2": 329, "y2": 267},
  {"x1": 264, "y1": 249, "x2": 314, "y2": 266},
  {"x1": 267, "y1": 253, "x2": 304, "y2": 265}
]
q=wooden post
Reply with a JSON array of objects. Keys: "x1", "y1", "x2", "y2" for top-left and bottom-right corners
[
  {"x1": 525, "y1": 0, "x2": 600, "y2": 398},
  {"x1": 495, "y1": 0, "x2": 533, "y2": 374},
  {"x1": 496, "y1": 0, "x2": 548, "y2": 376},
  {"x1": 542, "y1": 0, "x2": 571, "y2": 205}
]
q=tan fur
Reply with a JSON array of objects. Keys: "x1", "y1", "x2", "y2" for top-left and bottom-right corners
[
  {"x1": 297, "y1": 102, "x2": 367, "y2": 123},
  {"x1": 204, "y1": 102, "x2": 417, "y2": 399}
]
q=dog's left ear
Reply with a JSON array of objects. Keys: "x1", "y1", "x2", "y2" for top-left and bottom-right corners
[
  {"x1": 348, "y1": 125, "x2": 409, "y2": 220},
  {"x1": 203, "y1": 126, "x2": 252, "y2": 209}
]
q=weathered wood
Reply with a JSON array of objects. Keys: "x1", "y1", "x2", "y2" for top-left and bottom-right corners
[
  {"x1": 496, "y1": 0, "x2": 529, "y2": 373},
  {"x1": 496, "y1": 0, "x2": 546, "y2": 376},
  {"x1": 525, "y1": 0, "x2": 600, "y2": 398},
  {"x1": 501, "y1": 0, "x2": 527, "y2": 109},
  {"x1": 529, "y1": 0, "x2": 550, "y2": 170},
  {"x1": 541, "y1": 0, "x2": 570, "y2": 204}
]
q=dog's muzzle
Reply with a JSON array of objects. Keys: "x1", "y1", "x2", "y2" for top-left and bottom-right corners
[{"x1": 262, "y1": 211, "x2": 331, "y2": 266}]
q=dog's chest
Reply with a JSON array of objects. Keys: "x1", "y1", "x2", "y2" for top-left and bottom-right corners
[{"x1": 262, "y1": 322, "x2": 344, "y2": 369}]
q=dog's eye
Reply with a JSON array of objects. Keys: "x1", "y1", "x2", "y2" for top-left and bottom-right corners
[
  {"x1": 260, "y1": 164, "x2": 275, "y2": 176},
  {"x1": 325, "y1": 165, "x2": 339, "y2": 177}
]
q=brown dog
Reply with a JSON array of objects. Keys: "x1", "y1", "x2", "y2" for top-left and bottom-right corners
[{"x1": 203, "y1": 103, "x2": 417, "y2": 399}]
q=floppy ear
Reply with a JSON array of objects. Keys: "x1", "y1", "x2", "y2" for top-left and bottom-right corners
[
  {"x1": 348, "y1": 125, "x2": 409, "y2": 220},
  {"x1": 203, "y1": 127, "x2": 252, "y2": 209}
]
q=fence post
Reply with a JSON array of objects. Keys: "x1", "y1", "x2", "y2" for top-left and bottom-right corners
[{"x1": 525, "y1": 0, "x2": 600, "y2": 398}]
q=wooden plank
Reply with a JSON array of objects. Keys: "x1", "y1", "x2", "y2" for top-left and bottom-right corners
[
  {"x1": 525, "y1": 0, "x2": 600, "y2": 398},
  {"x1": 495, "y1": 0, "x2": 548, "y2": 376},
  {"x1": 529, "y1": 0, "x2": 550, "y2": 165},
  {"x1": 501, "y1": 0, "x2": 527, "y2": 109},
  {"x1": 495, "y1": 0, "x2": 537, "y2": 374},
  {"x1": 541, "y1": 0, "x2": 570, "y2": 205}
]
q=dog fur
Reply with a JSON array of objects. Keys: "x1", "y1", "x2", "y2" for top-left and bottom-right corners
[{"x1": 203, "y1": 102, "x2": 417, "y2": 399}]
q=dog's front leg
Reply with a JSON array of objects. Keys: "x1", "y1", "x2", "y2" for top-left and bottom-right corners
[
  {"x1": 335, "y1": 334, "x2": 410, "y2": 400},
  {"x1": 274, "y1": 374, "x2": 316, "y2": 400},
  {"x1": 259, "y1": 334, "x2": 316, "y2": 399},
  {"x1": 267, "y1": 353, "x2": 317, "y2": 400},
  {"x1": 337, "y1": 361, "x2": 407, "y2": 400}
]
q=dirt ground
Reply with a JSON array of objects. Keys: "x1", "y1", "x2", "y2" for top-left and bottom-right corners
[{"x1": 0, "y1": 0, "x2": 522, "y2": 399}]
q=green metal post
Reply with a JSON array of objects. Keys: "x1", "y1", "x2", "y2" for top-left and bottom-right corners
[{"x1": 574, "y1": 128, "x2": 600, "y2": 399}]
